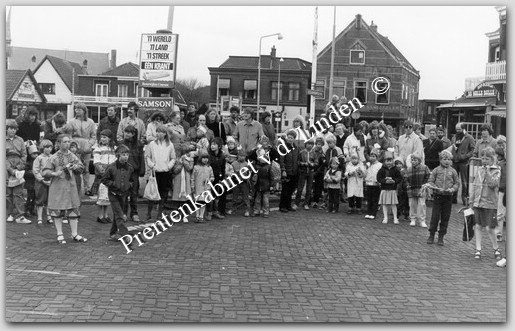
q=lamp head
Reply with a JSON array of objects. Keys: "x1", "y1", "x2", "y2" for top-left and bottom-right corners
[{"x1": 277, "y1": 33, "x2": 283, "y2": 40}]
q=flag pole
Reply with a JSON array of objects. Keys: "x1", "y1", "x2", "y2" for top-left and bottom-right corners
[{"x1": 309, "y1": 6, "x2": 318, "y2": 126}]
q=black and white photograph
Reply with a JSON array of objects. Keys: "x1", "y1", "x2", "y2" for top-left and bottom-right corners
[{"x1": 2, "y1": 2, "x2": 509, "y2": 324}]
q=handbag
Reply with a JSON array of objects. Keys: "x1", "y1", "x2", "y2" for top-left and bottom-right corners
[{"x1": 143, "y1": 169, "x2": 161, "y2": 201}]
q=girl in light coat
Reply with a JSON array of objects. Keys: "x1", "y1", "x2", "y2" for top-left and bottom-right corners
[{"x1": 345, "y1": 152, "x2": 367, "y2": 214}]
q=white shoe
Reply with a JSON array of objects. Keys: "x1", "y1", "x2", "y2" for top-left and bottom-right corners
[
  {"x1": 63, "y1": 219, "x2": 69, "y2": 224},
  {"x1": 393, "y1": 219, "x2": 400, "y2": 224},
  {"x1": 15, "y1": 216, "x2": 32, "y2": 224},
  {"x1": 183, "y1": 217, "x2": 189, "y2": 223},
  {"x1": 420, "y1": 221, "x2": 428, "y2": 228},
  {"x1": 364, "y1": 215, "x2": 370, "y2": 219},
  {"x1": 291, "y1": 204, "x2": 298, "y2": 211},
  {"x1": 409, "y1": 220, "x2": 416, "y2": 226},
  {"x1": 7, "y1": 215, "x2": 14, "y2": 222},
  {"x1": 369, "y1": 215, "x2": 376, "y2": 220},
  {"x1": 496, "y1": 258, "x2": 507, "y2": 267},
  {"x1": 304, "y1": 204, "x2": 310, "y2": 210},
  {"x1": 382, "y1": 219, "x2": 388, "y2": 224}
]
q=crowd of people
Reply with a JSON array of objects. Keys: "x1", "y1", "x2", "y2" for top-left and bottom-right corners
[{"x1": 5, "y1": 101, "x2": 507, "y2": 263}]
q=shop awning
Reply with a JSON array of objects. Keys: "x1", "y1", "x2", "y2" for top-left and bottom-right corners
[
  {"x1": 218, "y1": 78, "x2": 230, "y2": 89},
  {"x1": 244, "y1": 80, "x2": 257, "y2": 90},
  {"x1": 486, "y1": 110, "x2": 506, "y2": 118}
]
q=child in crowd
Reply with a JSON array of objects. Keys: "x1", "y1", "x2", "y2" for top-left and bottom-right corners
[
  {"x1": 231, "y1": 150, "x2": 251, "y2": 217},
  {"x1": 495, "y1": 146, "x2": 506, "y2": 242},
  {"x1": 33, "y1": 139, "x2": 53, "y2": 224},
  {"x1": 122, "y1": 125, "x2": 146, "y2": 223},
  {"x1": 279, "y1": 130, "x2": 300, "y2": 213},
  {"x1": 224, "y1": 152, "x2": 237, "y2": 215},
  {"x1": 345, "y1": 152, "x2": 366, "y2": 214},
  {"x1": 295, "y1": 140, "x2": 317, "y2": 210},
  {"x1": 191, "y1": 151, "x2": 214, "y2": 223},
  {"x1": 69, "y1": 140, "x2": 83, "y2": 197},
  {"x1": 364, "y1": 149, "x2": 382, "y2": 219},
  {"x1": 395, "y1": 158, "x2": 410, "y2": 222},
  {"x1": 208, "y1": 137, "x2": 227, "y2": 220},
  {"x1": 225, "y1": 136, "x2": 239, "y2": 157},
  {"x1": 311, "y1": 137, "x2": 326, "y2": 209},
  {"x1": 24, "y1": 143, "x2": 39, "y2": 218},
  {"x1": 468, "y1": 147, "x2": 502, "y2": 258},
  {"x1": 42, "y1": 134, "x2": 87, "y2": 244},
  {"x1": 92, "y1": 129, "x2": 117, "y2": 224},
  {"x1": 425, "y1": 150, "x2": 459, "y2": 246},
  {"x1": 406, "y1": 152, "x2": 431, "y2": 228},
  {"x1": 324, "y1": 157, "x2": 342, "y2": 213},
  {"x1": 251, "y1": 149, "x2": 273, "y2": 217},
  {"x1": 6, "y1": 119, "x2": 31, "y2": 224},
  {"x1": 377, "y1": 152, "x2": 402, "y2": 224},
  {"x1": 101, "y1": 144, "x2": 134, "y2": 241},
  {"x1": 196, "y1": 126, "x2": 210, "y2": 154},
  {"x1": 322, "y1": 134, "x2": 343, "y2": 209}
]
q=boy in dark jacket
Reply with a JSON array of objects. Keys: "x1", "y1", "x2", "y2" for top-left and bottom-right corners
[
  {"x1": 101, "y1": 144, "x2": 134, "y2": 241},
  {"x1": 295, "y1": 140, "x2": 318, "y2": 210},
  {"x1": 251, "y1": 149, "x2": 273, "y2": 217},
  {"x1": 279, "y1": 130, "x2": 299, "y2": 212},
  {"x1": 24, "y1": 144, "x2": 39, "y2": 217},
  {"x1": 311, "y1": 137, "x2": 326, "y2": 209},
  {"x1": 122, "y1": 126, "x2": 146, "y2": 222}
]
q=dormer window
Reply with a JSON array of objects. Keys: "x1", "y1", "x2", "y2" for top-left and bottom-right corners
[{"x1": 350, "y1": 43, "x2": 365, "y2": 65}]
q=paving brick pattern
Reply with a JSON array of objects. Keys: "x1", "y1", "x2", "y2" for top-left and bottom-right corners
[{"x1": 5, "y1": 200, "x2": 506, "y2": 322}]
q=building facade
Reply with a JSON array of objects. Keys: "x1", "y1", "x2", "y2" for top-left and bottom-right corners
[
  {"x1": 5, "y1": 69, "x2": 46, "y2": 119},
  {"x1": 208, "y1": 46, "x2": 312, "y2": 132},
  {"x1": 315, "y1": 14, "x2": 420, "y2": 132}
]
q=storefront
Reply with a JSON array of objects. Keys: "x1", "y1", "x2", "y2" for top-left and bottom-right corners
[{"x1": 6, "y1": 69, "x2": 46, "y2": 119}]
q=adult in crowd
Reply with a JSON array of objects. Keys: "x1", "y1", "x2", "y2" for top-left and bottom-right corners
[
  {"x1": 43, "y1": 112, "x2": 67, "y2": 148},
  {"x1": 473, "y1": 124, "x2": 497, "y2": 158},
  {"x1": 63, "y1": 103, "x2": 97, "y2": 196},
  {"x1": 451, "y1": 122, "x2": 475, "y2": 205},
  {"x1": 224, "y1": 106, "x2": 240, "y2": 138},
  {"x1": 395, "y1": 119, "x2": 424, "y2": 166},
  {"x1": 145, "y1": 111, "x2": 166, "y2": 144},
  {"x1": 15, "y1": 105, "x2": 28, "y2": 124},
  {"x1": 121, "y1": 125, "x2": 145, "y2": 223},
  {"x1": 365, "y1": 121, "x2": 388, "y2": 162},
  {"x1": 359, "y1": 120, "x2": 370, "y2": 137},
  {"x1": 385, "y1": 124, "x2": 397, "y2": 149},
  {"x1": 291, "y1": 115, "x2": 309, "y2": 151},
  {"x1": 117, "y1": 101, "x2": 146, "y2": 144},
  {"x1": 423, "y1": 127, "x2": 444, "y2": 170},
  {"x1": 17, "y1": 106, "x2": 41, "y2": 144},
  {"x1": 261, "y1": 111, "x2": 276, "y2": 145},
  {"x1": 187, "y1": 114, "x2": 214, "y2": 143},
  {"x1": 343, "y1": 123, "x2": 366, "y2": 163},
  {"x1": 437, "y1": 126, "x2": 451, "y2": 150},
  {"x1": 233, "y1": 107, "x2": 264, "y2": 155},
  {"x1": 178, "y1": 107, "x2": 191, "y2": 133},
  {"x1": 166, "y1": 110, "x2": 196, "y2": 158},
  {"x1": 413, "y1": 123, "x2": 427, "y2": 142},
  {"x1": 184, "y1": 102, "x2": 198, "y2": 128},
  {"x1": 334, "y1": 124, "x2": 349, "y2": 151},
  {"x1": 97, "y1": 104, "x2": 120, "y2": 145},
  {"x1": 205, "y1": 108, "x2": 227, "y2": 144}
]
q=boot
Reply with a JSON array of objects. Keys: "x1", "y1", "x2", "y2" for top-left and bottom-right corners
[
  {"x1": 427, "y1": 233, "x2": 435, "y2": 244},
  {"x1": 437, "y1": 234, "x2": 444, "y2": 246}
]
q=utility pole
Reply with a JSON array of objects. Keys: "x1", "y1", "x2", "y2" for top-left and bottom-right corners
[{"x1": 309, "y1": 6, "x2": 318, "y2": 126}]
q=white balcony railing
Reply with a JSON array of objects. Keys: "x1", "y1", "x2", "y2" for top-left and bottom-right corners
[
  {"x1": 73, "y1": 95, "x2": 136, "y2": 105},
  {"x1": 465, "y1": 77, "x2": 484, "y2": 91},
  {"x1": 485, "y1": 60, "x2": 506, "y2": 82}
]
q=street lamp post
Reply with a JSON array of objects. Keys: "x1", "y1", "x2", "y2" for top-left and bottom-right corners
[
  {"x1": 277, "y1": 57, "x2": 284, "y2": 132},
  {"x1": 257, "y1": 32, "x2": 283, "y2": 121}
]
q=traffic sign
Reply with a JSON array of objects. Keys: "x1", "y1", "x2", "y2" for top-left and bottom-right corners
[
  {"x1": 306, "y1": 89, "x2": 324, "y2": 98},
  {"x1": 139, "y1": 33, "x2": 178, "y2": 89}
]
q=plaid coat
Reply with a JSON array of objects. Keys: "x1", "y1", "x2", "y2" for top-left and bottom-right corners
[{"x1": 405, "y1": 164, "x2": 431, "y2": 198}]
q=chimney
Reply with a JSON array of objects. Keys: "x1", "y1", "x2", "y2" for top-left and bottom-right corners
[
  {"x1": 30, "y1": 55, "x2": 37, "y2": 72},
  {"x1": 270, "y1": 45, "x2": 276, "y2": 69},
  {"x1": 110, "y1": 49, "x2": 117, "y2": 69},
  {"x1": 81, "y1": 59, "x2": 88, "y2": 74},
  {"x1": 356, "y1": 14, "x2": 362, "y2": 29},
  {"x1": 370, "y1": 20, "x2": 377, "y2": 32}
]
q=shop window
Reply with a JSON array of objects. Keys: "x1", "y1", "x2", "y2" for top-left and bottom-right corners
[
  {"x1": 244, "y1": 80, "x2": 257, "y2": 99},
  {"x1": 39, "y1": 83, "x2": 55, "y2": 95}
]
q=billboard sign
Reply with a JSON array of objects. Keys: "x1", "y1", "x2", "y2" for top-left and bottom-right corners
[{"x1": 139, "y1": 33, "x2": 178, "y2": 89}]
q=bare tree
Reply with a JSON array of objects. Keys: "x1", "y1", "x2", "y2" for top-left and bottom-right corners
[{"x1": 176, "y1": 78, "x2": 210, "y2": 106}]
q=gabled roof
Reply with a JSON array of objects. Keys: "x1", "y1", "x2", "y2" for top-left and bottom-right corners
[
  {"x1": 102, "y1": 62, "x2": 139, "y2": 77},
  {"x1": 6, "y1": 69, "x2": 47, "y2": 102},
  {"x1": 215, "y1": 56, "x2": 311, "y2": 71},
  {"x1": 33, "y1": 55, "x2": 86, "y2": 92},
  {"x1": 9, "y1": 46, "x2": 110, "y2": 75},
  {"x1": 318, "y1": 15, "x2": 418, "y2": 76}
]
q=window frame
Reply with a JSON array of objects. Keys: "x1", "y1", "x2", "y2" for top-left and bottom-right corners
[
  {"x1": 95, "y1": 83, "x2": 109, "y2": 97},
  {"x1": 287, "y1": 82, "x2": 300, "y2": 101},
  {"x1": 375, "y1": 81, "x2": 390, "y2": 105},
  {"x1": 271, "y1": 81, "x2": 284, "y2": 101},
  {"x1": 38, "y1": 83, "x2": 56, "y2": 95},
  {"x1": 353, "y1": 80, "x2": 368, "y2": 104},
  {"x1": 117, "y1": 84, "x2": 128, "y2": 98},
  {"x1": 350, "y1": 49, "x2": 365, "y2": 65}
]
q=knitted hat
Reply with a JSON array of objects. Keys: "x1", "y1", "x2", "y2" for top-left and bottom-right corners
[
  {"x1": 226, "y1": 136, "x2": 236, "y2": 144},
  {"x1": 410, "y1": 151, "x2": 422, "y2": 161},
  {"x1": 27, "y1": 144, "x2": 39, "y2": 155},
  {"x1": 100, "y1": 129, "x2": 113, "y2": 139},
  {"x1": 369, "y1": 148, "x2": 380, "y2": 157},
  {"x1": 394, "y1": 157, "x2": 403, "y2": 165},
  {"x1": 70, "y1": 140, "x2": 79, "y2": 149}
]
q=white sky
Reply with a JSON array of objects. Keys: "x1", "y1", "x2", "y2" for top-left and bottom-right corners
[{"x1": 7, "y1": 5, "x2": 500, "y2": 100}]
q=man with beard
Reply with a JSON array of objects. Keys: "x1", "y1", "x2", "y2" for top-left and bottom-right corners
[
  {"x1": 423, "y1": 128, "x2": 444, "y2": 170},
  {"x1": 224, "y1": 106, "x2": 240, "y2": 138},
  {"x1": 451, "y1": 122, "x2": 475, "y2": 205},
  {"x1": 436, "y1": 126, "x2": 451, "y2": 150}
]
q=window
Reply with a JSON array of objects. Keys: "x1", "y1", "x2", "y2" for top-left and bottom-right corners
[
  {"x1": 315, "y1": 79, "x2": 326, "y2": 99},
  {"x1": 288, "y1": 83, "x2": 300, "y2": 101},
  {"x1": 218, "y1": 78, "x2": 230, "y2": 97},
  {"x1": 350, "y1": 50, "x2": 365, "y2": 64},
  {"x1": 495, "y1": 46, "x2": 501, "y2": 61},
  {"x1": 354, "y1": 81, "x2": 367, "y2": 103},
  {"x1": 39, "y1": 83, "x2": 55, "y2": 95},
  {"x1": 118, "y1": 84, "x2": 128, "y2": 97},
  {"x1": 271, "y1": 82, "x2": 284, "y2": 101},
  {"x1": 333, "y1": 79, "x2": 346, "y2": 99},
  {"x1": 375, "y1": 81, "x2": 390, "y2": 104},
  {"x1": 95, "y1": 84, "x2": 108, "y2": 97},
  {"x1": 138, "y1": 87, "x2": 150, "y2": 98},
  {"x1": 243, "y1": 80, "x2": 257, "y2": 99}
]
